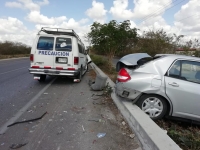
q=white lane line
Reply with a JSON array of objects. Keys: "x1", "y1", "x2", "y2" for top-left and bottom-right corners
[
  {"x1": 0, "y1": 67, "x2": 27, "y2": 75},
  {"x1": 0, "y1": 77, "x2": 56, "y2": 135}
]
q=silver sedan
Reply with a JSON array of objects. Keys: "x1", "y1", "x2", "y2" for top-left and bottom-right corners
[{"x1": 116, "y1": 53, "x2": 200, "y2": 121}]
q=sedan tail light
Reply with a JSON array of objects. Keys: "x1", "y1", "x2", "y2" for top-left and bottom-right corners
[{"x1": 117, "y1": 68, "x2": 131, "y2": 82}]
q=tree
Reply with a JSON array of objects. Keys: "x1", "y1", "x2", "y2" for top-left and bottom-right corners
[
  {"x1": 135, "y1": 29, "x2": 176, "y2": 56},
  {"x1": 87, "y1": 20, "x2": 138, "y2": 64}
]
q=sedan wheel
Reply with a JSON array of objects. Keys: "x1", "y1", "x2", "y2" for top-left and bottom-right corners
[{"x1": 137, "y1": 95, "x2": 167, "y2": 120}]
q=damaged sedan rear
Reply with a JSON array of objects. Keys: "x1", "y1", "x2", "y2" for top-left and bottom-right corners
[{"x1": 115, "y1": 53, "x2": 200, "y2": 122}]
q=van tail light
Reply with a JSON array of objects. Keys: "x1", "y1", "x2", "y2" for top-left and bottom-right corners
[
  {"x1": 74, "y1": 57, "x2": 79, "y2": 65},
  {"x1": 30, "y1": 54, "x2": 34, "y2": 62},
  {"x1": 117, "y1": 68, "x2": 131, "y2": 82},
  {"x1": 67, "y1": 68, "x2": 75, "y2": 70},
  {"x1": 32, "y1": 66, "x2": 40, "y2": 68},
  {"x1": 56, "y1": 67, "x2": 63, "y2": 70},
  {"x1": 44, "y1": 66, "x2": 51, "y2": 69}
]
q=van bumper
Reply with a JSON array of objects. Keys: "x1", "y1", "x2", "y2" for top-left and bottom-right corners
[{"x1": 29, "y1": 68, "x2": 80, "y2": 76}]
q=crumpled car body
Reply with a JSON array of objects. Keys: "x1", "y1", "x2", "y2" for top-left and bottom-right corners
[{"x1": 116, "y1": 53, "x2": 200, "y2": 121}]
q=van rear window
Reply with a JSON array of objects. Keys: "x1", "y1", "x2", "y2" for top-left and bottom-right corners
[
  {"x1": 55, "y1": 38, "x2": 72, "y2": 51},
  {"x1": 37, "y1": 37, "x2": 54, "y2": 50}
]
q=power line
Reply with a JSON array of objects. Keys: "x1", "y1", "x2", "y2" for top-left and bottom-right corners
[
  {"x1": 137, "y1": 0, "x2": 178, "y2": 23},
  {"x1": 176, "y1": 14, "x2": 199, "y2": 22},
  {"x1": 137, "y1": 0, "x2": 186, "y2": 24}
]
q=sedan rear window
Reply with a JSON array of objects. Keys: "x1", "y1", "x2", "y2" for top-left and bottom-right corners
[
  {"x1": 55, "y1": 37, "x2": 72, "y2": 51},
  {"x1": 37, "y1": 37, "x2": 54, "y2": 50}
]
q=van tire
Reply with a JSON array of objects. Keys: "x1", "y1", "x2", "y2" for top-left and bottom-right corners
[
  {"x1": 83, "y1": 64, "x2": 88, "y2": 75},
  {"x1": 76, "y1": 67, "x2": 82, "y2": 82},
  {"x1": 38, "y1": 75, "x2": 46, "y2": 82}
]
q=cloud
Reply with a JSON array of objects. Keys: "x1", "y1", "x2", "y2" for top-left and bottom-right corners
[
  {"x1": 85, "y1": 0, "x2": 107, "y2": 23},
  {"x1": 171, "y1": 0, "x2": 200, "y2": 42},
  {"x1": 0, "y1": 17, "x2": 26, "y2": 34},
  {"x1": 4, "y1": 0, "x2": 90, "y2": 46},
  {"x1": 0, "y1": 17, "x2": 36, "y2": 45},
  {"x1": 174, "y1": 0, "x2": 200, "y2": 33},
  {"x1": 5, "y1": 0, "x2": 49, "y2": 11},
  {"x1": 109, "y1": 0, "x2": 172, "y2": 20},
  {"x1": 110, "y1": 0, "x2": 172, "y2": 20},
  {"x1": 109, "y1": 0, "x2": 176, "y2": 37},
  {"x1": 5, "y1": 1, "x2": 23, "y2": 8},
  {"x1": 109, "y1": 0, "x2": 134, "y2": 20},
  {"x1": 27, "y1": 11, "x2": 67, "y2": 25}
]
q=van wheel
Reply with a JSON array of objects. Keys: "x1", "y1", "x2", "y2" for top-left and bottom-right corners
[
  {"x1": 76, "y1": 67, "x2": 82, "y2": 82},
  {"x1": 136, "y1": 94, "x2": 167, "y2": 120},
  {"x1": 83, "y1": 64, "x2": 88, "y2": 75},
  {"x1": 38, "y1": 75, "x2": 46, "y2": 82}
]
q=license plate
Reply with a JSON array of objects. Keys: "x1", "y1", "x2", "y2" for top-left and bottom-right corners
[{"x1": 58, "y1": 58, "x2": 67, "y2": 63}]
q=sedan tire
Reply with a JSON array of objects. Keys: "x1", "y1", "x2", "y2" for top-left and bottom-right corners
[{"x1": 137, "y1": 94, "x2": 168, "y2": 120}]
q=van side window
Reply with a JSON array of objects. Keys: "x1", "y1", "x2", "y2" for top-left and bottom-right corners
[
  {"x1": 82, "y1": 47, "x2": 85, "y2": 54},
  {"x1": 37, "y1": 37, "x2": 54, "y2": 50},
  {"x1": 78, "y1": 44, "x2": 83, "y2": 53},
  {"x1": 55, "y1": 38, "x2": 72, "y2": 51}
]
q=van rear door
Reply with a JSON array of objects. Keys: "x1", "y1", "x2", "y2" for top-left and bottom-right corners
[
  {"x1": 34, "y1": 36, "x2": 54, "y2": 68},
  {"x1": 54, "y1": 37, "x2": 73, "y2": 70}
]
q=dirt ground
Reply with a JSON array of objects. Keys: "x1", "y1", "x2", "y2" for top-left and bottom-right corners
[{"x1": 87, "y1": 67, "x2": 142, "y2": 150}]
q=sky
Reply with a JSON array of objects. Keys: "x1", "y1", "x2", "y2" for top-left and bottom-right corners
[{"x1": 0, "y1": 0, "x2": 199, "y2": 46}]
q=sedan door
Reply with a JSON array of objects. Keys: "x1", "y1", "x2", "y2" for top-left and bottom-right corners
[{"x1": 165, "y1": 60, "x2": 200, "y2": 121}]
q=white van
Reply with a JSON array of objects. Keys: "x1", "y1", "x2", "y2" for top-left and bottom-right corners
[{"x1": 29, "y1": 27, "x2": 89, "y2": 82}]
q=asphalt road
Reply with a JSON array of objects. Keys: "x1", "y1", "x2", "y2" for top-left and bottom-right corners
[{"x1": 0, "y1": 58, "x2": 141, "y2": 150}]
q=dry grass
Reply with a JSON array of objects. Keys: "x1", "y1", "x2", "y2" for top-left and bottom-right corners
[{"x1": 0, "y1": 54, "x2": 29, "y2": 59}]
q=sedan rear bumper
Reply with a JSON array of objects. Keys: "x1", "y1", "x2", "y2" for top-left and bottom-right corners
[{"x1": 115, "y1": 82, "x2": 142, "y2": 100}]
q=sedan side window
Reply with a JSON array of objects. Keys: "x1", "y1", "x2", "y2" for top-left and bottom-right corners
[
  {"x1": 181, "y1": 60, "x2": 200, "y2": 84},
  {"x1": 168, "y1": 60, "x2": 200, "y2": 83},
  {"x1": 168, "y1": 60, "x2": 181, "y2": 78}
]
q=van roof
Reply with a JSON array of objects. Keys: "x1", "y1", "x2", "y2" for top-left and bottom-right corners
[{"x1": 38, "y1": 27, "x2": 84, "y2": 46}]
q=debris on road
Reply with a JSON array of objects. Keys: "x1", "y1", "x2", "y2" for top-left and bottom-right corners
[
  {"x1": 27, "y1": 110, "x2": 33, "y2": 113},
  {"x1": 7, "y1": 112, "x2": 47, "y2": 127},
  {"x1": 90, "y1": 74, "x2": 108, "y2": 91},
  {"x1": 97, "y1": 133, "x2": 106, "y2": 138},
  {"x1": 82, "y1": 125, "x2": 85, "y2": 133},
  {"x1": 43, "y1": 93, "x2": 48, "y2": 95},
  {"x1": 63, "y1": 111, "x2": 67, "y2": 113},
  {"x1": 122, "y1": 121, "x2": 126, "y2": 126},
  {"x1": 10, "y1": 142, "x2": 28, "y2": 149},
  {"x1": 93, "y1": 101, "x2": 105, "y2": 105},
  {"x1": 1, "y1": 143, "x2": 4, "y2": 146},
  {"x1": 57, "y1": 131, "x2": 63, "y2": 135},
  {"x1": 129, "y1": 134, "x2": 135, "y2": 139},
  {"x1": 88, "y1": 118, "x2": 105, "y2": 123},
  {"x1": 93, "y1": 140, "x2": 97, "y2": 144}
]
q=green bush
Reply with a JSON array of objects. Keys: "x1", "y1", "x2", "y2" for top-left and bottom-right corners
[
  {"x1": 168, "y1": 126, "x2": 200, "y2": 150},
  {"x1": 90, "y1": 54, "x2": 109, "y2": 67},
  {"x1": 156, "y1": 120, "x2": 200, "y2": 150}
]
